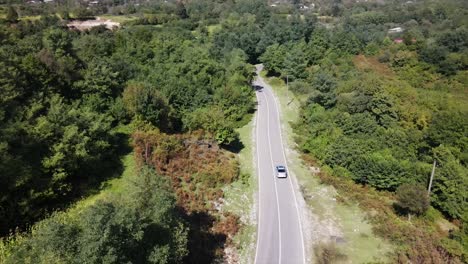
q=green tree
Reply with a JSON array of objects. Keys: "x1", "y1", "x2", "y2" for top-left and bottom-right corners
[
  {"x1": 289, "y1": 81, "x2": 312, "y2": 95},
  {"x1": 420, "y1": 44, "x2": 448, "y2": 65},
  {"x1": 431, "y1": 146, "x2": 468, "y2": 221},
  {"x1": 283, "y1": 40, "x2": 309, "y2": 80},
  {"x1": 6, "y1": 6, "x2": 18, "y2": 23},
  {"x1": 307, "y1": 71, "x2": 337, "y2": 109},
  {"x1": 260, "y1": 44, "x2": 287, "y2": 75},
  {"x1": 234, "y1": 0, "x2": 270, "y2": 24},
  {"x1": 59, "y1": 9, "x2": 71, "y2": 20},
  {"x1": 5, "y1": 166, "x2": 188, "y2": 264},
  {"x1": 32, "y1": 95, "x2": 114, "y2": 194},
  {"x1": 214, "y1": 84, "x2": 254, "y2": 123},
  {"x1": 427, "y1": 110, "x2": 468, "y2": 150},
  {"x1": 331, "y1": 0, "x2": 343, "y2": 17},
  {"x1": 306, "y1": 28, "x2": 329, "y2": 65},
  {"x1": 43, "y1": 28, "x2": 74, "y2": 57},
  {"x1": 396, "y1": 183, "x2": 430, "y2": 217},
  {"x1": 73, "y1": 7, "x2": 94, "y2": 20},
  {"x1": 437, "y1": 28, "x2": 468, "y2": 53},
  {"x1": 175, "y1": 1, "x2": 188, "y2": 19},
  {"x1": 75, "y1": 59, "x2": 121, "y2": 96},
  {"x1": 183, "y1": 106, "x2": 238, "y2": 145},
  {"x1": 350, "y1": 151, "x2": 410, "y2": 190},
  {"x1": 123, "y1": 83, "x2": 173, "y2": 131},
  {"x1": 331, "y1": 30, "x2": 362, "y2": 54}
]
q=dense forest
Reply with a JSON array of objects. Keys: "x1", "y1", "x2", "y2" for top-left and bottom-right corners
[
  {"x1": 0, "y1": 1, "x2": 259, "y2": 262},
  {"x1": 259, "y1": 0, "x2": 468, "y2": 261},
  {"x1": 0, "y1": 0, "x2": 467, "y2": 263}
]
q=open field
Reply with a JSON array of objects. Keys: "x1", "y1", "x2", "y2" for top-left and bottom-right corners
[{"x1": 99, "y1": 15, "x2": 139, "y2": 23}]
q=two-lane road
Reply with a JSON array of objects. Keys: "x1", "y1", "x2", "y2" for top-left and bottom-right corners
[{"x1": 254, "y1": 65, "x2": 305, "y2": 264}]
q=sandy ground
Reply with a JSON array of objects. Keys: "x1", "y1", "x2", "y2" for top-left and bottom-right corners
[{"x1": 67, "y1": 17, "x2": 120, "y2": 31}]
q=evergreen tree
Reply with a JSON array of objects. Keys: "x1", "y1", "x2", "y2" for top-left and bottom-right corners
[
  {"x1": 6, "y1": 6, "x2": 18, "y2": 23},
  {"x1": 396, "y1": 183, "x2": 430, "y2": 217}
]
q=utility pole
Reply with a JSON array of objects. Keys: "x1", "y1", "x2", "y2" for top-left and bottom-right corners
[
  {"x1": 286, "y1": 75, "x2": 289, "y2": 100},
  {"x1": 427, "y1": 159, "x2": 436, "y2": 196}
]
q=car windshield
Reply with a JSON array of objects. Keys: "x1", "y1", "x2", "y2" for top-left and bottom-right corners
[{"x1": 277, "y1": 168, "x2": 286, "y2": 173}]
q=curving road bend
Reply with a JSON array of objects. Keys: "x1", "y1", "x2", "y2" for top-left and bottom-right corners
[{"x1": 253, "y1": 64, "x2": 305, "y2": 264}]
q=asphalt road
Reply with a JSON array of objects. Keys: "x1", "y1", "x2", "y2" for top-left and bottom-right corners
[{"x1": 253, "y1": 65, "x2": 305, "y2": 264}]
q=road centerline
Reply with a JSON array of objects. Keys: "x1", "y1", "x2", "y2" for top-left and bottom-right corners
[
  {"x1": 262, "y1": 91, "x2": 283, "y2": 264},
  {"x1": 267, "y1": 89, "x2": 306, "y2": 264},
  {"x1": 254, "y1": 64, "x2": 305, "y2": 264},
  {"x1": 254, "y1": 93, "x2": 262, "y2": 264}
]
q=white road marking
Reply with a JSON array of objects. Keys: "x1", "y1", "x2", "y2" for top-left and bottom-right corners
[
  {"x1": 268, "y1": 88, "x2": 306, "y2": 264},
  {"x1": 254, "y1": 66, "x2": 305, "y2": 263},
  {"x1": 254, "y1": 93, "x2": 262, "y2": 264},
  {"x1": 262, "y1": 91, "x2": 283, "y2": 264}
]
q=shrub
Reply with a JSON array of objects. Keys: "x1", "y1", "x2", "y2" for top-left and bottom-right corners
[
  {"x1": 314, "y1": 242, "x2": 347, "y2": 264},
  {"x1": 395, "y1": 183, "x2": 430, "y2": 217},
  {"x1": 6, "y1": 6, "x2": 18, "y2": 23}
]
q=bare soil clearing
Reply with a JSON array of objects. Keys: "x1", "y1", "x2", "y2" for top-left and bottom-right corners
[
  {"x1": 353, "y1": 54, "x2": 395, "y2": 77},
  {"x1": 67, "y1": 17, "x2": 120, "y2": 31}
]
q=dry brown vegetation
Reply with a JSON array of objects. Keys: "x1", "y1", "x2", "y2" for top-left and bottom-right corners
[
  {"x1": 302, "y1": 155, "x2": 462, "y2": 263},
  {"x1": 132, "y1": 129, "x2": 240, "y2": 263},
  {"x1": 314, "y1": 242, "x2": 348, "y2": 264},
  {"x1": 353, "y1": 54, "x2": 395, "y2": 77}
]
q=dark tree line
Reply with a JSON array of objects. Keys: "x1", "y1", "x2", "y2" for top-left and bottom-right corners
[
  {"x1": 1, "y1": 0, "x2": 466, "y2": 262},
  {"x1": 256, "y1": 0, "x2": 467, "y2": 261},
  {"x1": 5, "y1": 166, "x2": 188, "y2": 263},
  {"x1": 0, "y1": 4, "x2": 255, "y2": 238}
]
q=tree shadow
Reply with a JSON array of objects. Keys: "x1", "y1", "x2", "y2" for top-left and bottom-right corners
[
  {"x1": 222, "y1": 136, "x2": 245, "y2": 154},
  {"x1": 265, "y1": 70, "x2": 281, "y2": 78},
  {"x1": 181, "y1": 210, "x2": 227, "y2": 264},
  {"x1": 76, "y1": 131, "x2": 132, "y2": 196},
  {"x1": 392, "y1": 202, "x2": 408, "y2": 217},
  {"x1": 1, "y1": 131, "x2": 132, "y2": 237},
  {"x1": 137, "y1": 222, "x2": 174, "y2": 263},
  {"x1": 252, "y1": 84, "x2": 263, "y2": 92}
]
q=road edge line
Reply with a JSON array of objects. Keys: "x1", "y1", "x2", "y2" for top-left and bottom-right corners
[
  {"x1": 268, "y1": 80, "x2": 307, "y2": 264},
  {"x1": 254, "y1": 92, "x2": 262, "y2": 264},
  {"x1": 263, "y1": 91, "x2": 283, "y2": 264}
]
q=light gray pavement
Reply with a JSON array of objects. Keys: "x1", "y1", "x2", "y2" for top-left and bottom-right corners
[{"x1": 254, "y1": 65, "x2": 305, "y2": 264}]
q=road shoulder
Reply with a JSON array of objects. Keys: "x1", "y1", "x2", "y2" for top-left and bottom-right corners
[{"x1": 261, "y1": 69, "x2": 393, "y2": 263}]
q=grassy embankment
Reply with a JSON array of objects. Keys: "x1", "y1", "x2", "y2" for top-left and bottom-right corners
[
  {"x1": 0, "y1": 151, "x2": 136, "y2": 262},
  {"x1": 99, "y1": 15, "x2": 139, "y2": 23},
  {"x1": 1, "y1": 117, "x2": 257, "y2": 263},
  {"x1": 261, "y1": 71, "x2": 393, "y2": 263},
  {"x1": 223, "y1": 114, "x2": 257, "y2": 263}
]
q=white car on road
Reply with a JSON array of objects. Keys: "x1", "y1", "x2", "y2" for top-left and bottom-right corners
[{"x1": 275, "y1": 165, "x2": 288, "y2": 178}]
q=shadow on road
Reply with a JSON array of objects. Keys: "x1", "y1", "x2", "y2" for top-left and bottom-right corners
[{"x1": 252, "y1": 84, "x2": 263, "y2": 92}]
